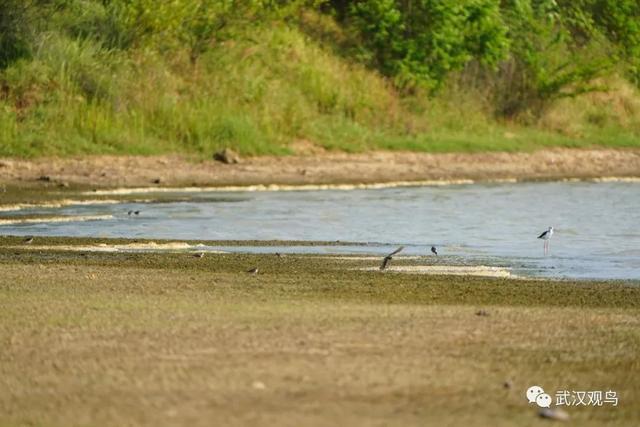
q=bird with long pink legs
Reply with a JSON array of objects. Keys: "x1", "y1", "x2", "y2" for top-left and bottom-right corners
[{"x1": 538, "y1": 227, "x2": 554, "y2": 255}]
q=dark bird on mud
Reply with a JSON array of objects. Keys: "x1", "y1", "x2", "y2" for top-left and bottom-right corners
[
  {"x1": 246, "y1": 267, "x2": 259, "y2": 275},
  {"x1": 380, "y1": 246, "x2": 404, "y2": 271},
  {"x1": 475, "y1": 309, "x2": 490, "y2": 317},
  {"x1": 23, "y1": 236, "x2": 34, "y2": 244},
  {"x1": 134, "y1": 210, "x2": 140, "y2": 215},
  {"x1": 431, "y1": 246, "x2": 438, "y2": 256},
  {"x1": 127, "y1": 210, "x2": 133, "y2": 215}
]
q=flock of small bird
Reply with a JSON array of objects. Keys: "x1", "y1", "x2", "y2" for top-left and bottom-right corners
[
  {"x1": 118, "y1": 207, "x2": 553, "y2": 274},
  {"x1": 378, "y1": 227, "x2": 554, "y2": 271},
  {"x1": 21, "y1": 226, "x2": 555, "y2": 275}
]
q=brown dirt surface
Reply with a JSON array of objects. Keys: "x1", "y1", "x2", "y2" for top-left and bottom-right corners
[
  {"x1": 0, "y1": 247, "x2": 638, "y2": 427},
  {"x1": 1, "y1": 148, "x2": 640, "y2": 189}
]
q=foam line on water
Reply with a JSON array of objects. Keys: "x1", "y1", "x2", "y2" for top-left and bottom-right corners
[
  {"x1": 0, "y1": 199, "x2": 124, "y2": 212},
  {"x1": 0, "y1": 214, "x2": 113, "y2": 225},
  {"x1": 81, "y1": 180, "x2": 479, "y2": 195},
  {"x1": 80, "y1": 176, "x2": 640, "y2": 196}
]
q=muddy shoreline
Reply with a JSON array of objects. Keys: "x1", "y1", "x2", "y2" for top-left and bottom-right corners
[
  {"x1": 2, "y1": 237, "x2": 638, "y2": 427},
  {"x1": 2, "y1": 148, "x2": 640, "y2": 189}
]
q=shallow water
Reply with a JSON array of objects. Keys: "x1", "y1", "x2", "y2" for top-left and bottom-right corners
[{"x1": 2, "y1": 182, "x2": 639, "y2": 280}]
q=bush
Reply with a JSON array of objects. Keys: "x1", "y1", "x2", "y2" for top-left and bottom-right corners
[
  {"x1": 492, "y1": 0, "x2": 614, "y2": 118},
  {"x1": 345, "y1": 0, "x2": 509, "y2": 90}
]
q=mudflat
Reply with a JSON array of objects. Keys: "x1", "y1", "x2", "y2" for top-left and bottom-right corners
[{"x1": 0, "y1": 238, "x2": 638, "y2": 426}]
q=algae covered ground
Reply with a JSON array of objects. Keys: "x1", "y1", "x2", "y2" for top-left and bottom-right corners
[{"x1": 0, "y1": 236, "x2": 638, "y2": 426}]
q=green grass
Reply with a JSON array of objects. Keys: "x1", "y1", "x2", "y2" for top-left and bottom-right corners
[{"x1": 1, "y1": 19, "x2": 640, "y2": 158}]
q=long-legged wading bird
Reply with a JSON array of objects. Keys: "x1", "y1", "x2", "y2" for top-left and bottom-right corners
[
  {"x1": 431, "y1": 246, "x2": 438, "y2": 256},
  {"x1": 538, "y1": 227, "x2": 554, "y2": 255},
  {"x1": 380, "y1": 246, "x2": 404, "y2": 271}
]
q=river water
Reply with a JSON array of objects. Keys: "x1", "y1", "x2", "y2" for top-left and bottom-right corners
[{"x1": 2, "y1": 181, "x2": 639, "y2": 280}]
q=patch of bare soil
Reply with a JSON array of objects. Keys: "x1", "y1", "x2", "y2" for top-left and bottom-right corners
[
  {"x1": 1, "y1": 149, "x2": 639, "y2": 189},
  {"x1": 0, "y1": 258, "x2": 638, "y2": 427}
]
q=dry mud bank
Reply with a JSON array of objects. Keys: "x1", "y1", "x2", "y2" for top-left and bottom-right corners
[{"x1": 1, "y1": 149, "x2": 640, "y2": 189}]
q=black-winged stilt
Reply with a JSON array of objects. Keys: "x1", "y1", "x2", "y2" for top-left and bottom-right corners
[{"x1": 538, "y1": 227, "x2": 554, "y2": 255}]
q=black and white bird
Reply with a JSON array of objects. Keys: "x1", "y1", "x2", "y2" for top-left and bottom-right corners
[
  {"x1": 23, "y1": 236, "x2": 34, "y2": 244},
  {"x1": 193, "y1": 252, "x2": 205, "y2": 258},
  {"x1": 246, "y1": 267, "x2": 259, "y2": 275},
  {"x1": 380, "y1": 246, "x2": 404, "y2": 271},
  {"x1": 431, "y1": 246, "x2": 438, "y2": 256},
  {"x1": 538, "y1": 227, "x2": 554, "y2": 255}
]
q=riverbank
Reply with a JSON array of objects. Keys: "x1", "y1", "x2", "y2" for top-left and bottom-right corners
[
  {"x1": 0, "y1": 239, "x2": 638, "y2": 426},
  {"x1": 1, "y1": 148, "x2": 640, "y2": 190}
]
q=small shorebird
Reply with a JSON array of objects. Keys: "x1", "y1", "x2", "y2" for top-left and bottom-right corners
[
  {"x1": 380, "y1": 246, "x2": 404, "y2": 271},
  {"x1": 193, "y1": 252, "x2": 204, "y2": 258},
  {"x1": 23, "y1": 236, "x2": 34, "y2": 244},
  {"x1": 134, "y1": 210, "x2": 140, "y2": 215},
  {"x1": 246, "y1": 267, "x2": 259, "y2": 275},
  {"x1": 538, "y1": 227, "x2": 554, "y2": 255},
  {"x1": 431, "y1": 246, "x2": 438, "y2": 256}
]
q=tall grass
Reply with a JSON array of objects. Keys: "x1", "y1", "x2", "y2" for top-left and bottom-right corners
[{"x1": 0, "y1": 17, "x2": 639, "y2": 158}]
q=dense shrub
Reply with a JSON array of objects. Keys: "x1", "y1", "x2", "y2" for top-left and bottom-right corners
[
  {"x1": 345, "y1": 0, "x2": 509, "y2": 90},
  {"x1": 332, "y1": 0, "x2": 640, "y2": 115}
]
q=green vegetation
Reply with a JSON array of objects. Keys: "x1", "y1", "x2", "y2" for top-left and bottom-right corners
[
  {"x1": 0, "y1": 239, "x2": 639, "y2": 425},
  {"x1": 1, "y1": 1, "x2": 639, "y2": 157}
]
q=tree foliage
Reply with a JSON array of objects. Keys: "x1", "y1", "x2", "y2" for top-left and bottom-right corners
[
  {"x1": 336, "y1": 0, "x2": 640, "y2": 114},
  {"x1": 346, "y1": 0, "x2": 509, "y2": 90},
  {"x1": 557, "y1": 0, "x2": 640, "y2": 83},
  {"x1": 1, "y1": 0, "x2": 639, "y2": 118},
  {"x1": 491, "y1": 0, "x2": 614, "y2": 117},
  {"x1": 0, "y1": 0, "x2": 63, "y2": 67}
]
